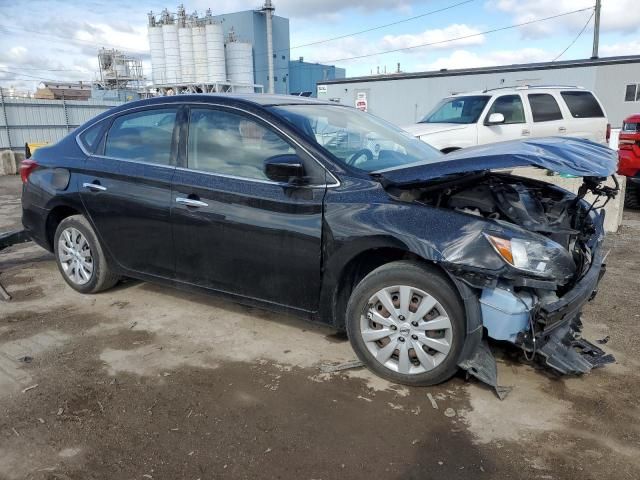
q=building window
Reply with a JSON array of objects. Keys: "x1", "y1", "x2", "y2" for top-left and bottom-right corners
[
  {"x1": 273, "y1": 53, "x2": 276, "y2": 58},
  {"x1": 625, "y1": 84, "x2": 640, "y2": 102},
  {"x1": 274, "y1": 76, "x2": 278, "y2": 81},
  {"x1": 282, "y1": 55, "x2": 285, "y2": 60}
]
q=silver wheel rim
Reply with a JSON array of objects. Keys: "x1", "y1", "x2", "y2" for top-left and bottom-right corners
[
  {"x1": 360, "y1": 285, "x2": 453, "y2": 375},
  {"x1": 57, "y1": 227, "x2": 94, "y2": 286}
]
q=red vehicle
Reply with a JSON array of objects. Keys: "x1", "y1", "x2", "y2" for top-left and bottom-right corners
[{"x1": 619, "y1": 114, "x2": 640, "y2": 208}]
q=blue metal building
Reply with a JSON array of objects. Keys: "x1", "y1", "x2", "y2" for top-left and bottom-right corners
[
  {"x1": 288, "y1": 57, "x2": 346, "y2": 97},
  {"x1": 213, "y1": 10, "x2": 290, "y2": 95}
]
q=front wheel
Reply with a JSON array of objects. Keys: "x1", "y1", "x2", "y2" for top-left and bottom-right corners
[{"x1": 345, "y1": 261, "x2": 466, "y2": 386}]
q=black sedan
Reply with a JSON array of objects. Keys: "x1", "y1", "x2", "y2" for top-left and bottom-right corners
[{"x1": 21, "y1": 94, "x2": 617, "y2": 389}]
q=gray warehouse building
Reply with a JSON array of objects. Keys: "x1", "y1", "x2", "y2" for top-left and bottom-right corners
[{"x1": 317, "y1": 55, "x2": 640, "y2": 128}]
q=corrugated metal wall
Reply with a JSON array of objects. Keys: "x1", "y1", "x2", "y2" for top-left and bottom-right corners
[
  {"x1": 318, "y1": 61, "x2": 640, "y2": 127},
  {"x1": 0, "y1": 93, "x2": 122, "y2": 151}
]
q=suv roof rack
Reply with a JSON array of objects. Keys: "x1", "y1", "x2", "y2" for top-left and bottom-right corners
[{"x1": 481, "y1": 84, "x2": 584, "y2": 93}]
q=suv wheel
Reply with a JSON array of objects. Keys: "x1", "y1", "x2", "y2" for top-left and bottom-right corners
[
  {"x1": 624, "y1": 181, "x2": 640, "y2": 210},
  {"x1": 345, "y1": 261, "x2": 465, "y2": 386},
  {"x1": 53, "y1": 215, "x2": 120, "y2": 293}
]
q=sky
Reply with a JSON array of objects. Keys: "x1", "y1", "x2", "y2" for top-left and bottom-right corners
[{"x1": 0, "y1": 0, "x2": 639, "y2": 92}]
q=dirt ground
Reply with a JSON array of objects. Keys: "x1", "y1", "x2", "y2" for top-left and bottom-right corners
[{"x1": 1, "y1": 173, "x2": 640, "y2": 480}]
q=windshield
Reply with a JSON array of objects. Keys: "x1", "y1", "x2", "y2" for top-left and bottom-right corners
[
  {"x1": 420, "y1": 95, "x2": 490, "y2": 124},
  {"x1": 269, "y1": 104, "x2": 442, "y2": 172}
]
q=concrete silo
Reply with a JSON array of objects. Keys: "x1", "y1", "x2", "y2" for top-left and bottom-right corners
[
  {"x1": 161, "y1": 11, "x2": 181, "y2": 84},
  {"x1": 147, "y1": 12, "x2": 165, "y2": 85},
  {"x1": 205, "y1": 19, "x2": 226, "y2": 83},
  {"x1": 225, "y1": 31, "x2": 254, "y2": 92}
]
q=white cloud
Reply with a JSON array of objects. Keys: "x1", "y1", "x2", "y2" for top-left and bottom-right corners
[
  {"x1": 600, "y1": 40, "x2": 640, "y2": 57},
  {"x1": 418, "y1": 47, "x2": 550, "y2": 70},
  {"x1": 380, "y1": 24, "x2": 485, "y2": 51},
  {"x1": 487, "y1": 0, "x2": 640, "y2": 38}
]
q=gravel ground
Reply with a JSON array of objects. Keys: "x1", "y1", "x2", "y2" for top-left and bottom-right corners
[{"x1": 1, "y1": 173, "x2": 640, "y2": 480}]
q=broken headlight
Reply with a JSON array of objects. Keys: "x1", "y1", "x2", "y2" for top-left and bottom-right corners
[{"x1": 484, "y1": 233, "x2": 576, "y2": 281}]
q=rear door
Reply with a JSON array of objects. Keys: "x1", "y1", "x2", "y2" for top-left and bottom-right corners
[
  {"x1": 559, "y1": 90, "x2": 608, "y2": 143},
  {"x1": 477, "y1": 94, "x2": 530, "y2": 144},
  {"x1": 526, "y1": 93, "x2": 567, "y2": 138},
  {"x1": 171, "y1": 105, "x2": 327, "y2": 311},
  {"x1": 78, "y1": 106, "x2": 180, "y2": 278}
]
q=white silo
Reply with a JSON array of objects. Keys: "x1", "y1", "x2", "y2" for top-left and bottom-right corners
[
  {"x1": 162, "y1": 20, "x2": 181, "y2": 84},
  {"x1": 147, "y1": 12, "x2": 165, "y2": 84},
  {"x1": 178, "y1": 25, "x2": 194, "y2": 83},
  {"x1": 192, "y1": 24, "x2": 208, "y2": 83},
  {"x1": 226, "y1": 39, "x2": 254, "y2": 92},
  {"x1": 205, "y1": 22, "x2": 226, "y2": 82}
]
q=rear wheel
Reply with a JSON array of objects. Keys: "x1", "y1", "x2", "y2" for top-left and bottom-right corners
[
  {"x1": 54, "y1": 215, "x2": 120, "y2": 293},
  {"x1": 345, "y1": 261, "x2": 466, "y2": 386}
]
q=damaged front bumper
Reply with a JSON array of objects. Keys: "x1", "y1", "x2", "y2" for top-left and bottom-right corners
[{"x1": 455, "y1": 214, "x2": 614, "y2": 398}]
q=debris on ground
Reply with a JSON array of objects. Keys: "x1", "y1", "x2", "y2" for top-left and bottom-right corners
[
  {"x1": 597, "y1": 335, "x2": 610, "y2": 345},
  {"x1": 427, "y1": 393, "x2": 439, "y2": 410},
  {"x1": 444, "y1": 408, "x2": 456, "y2": 418},
  {"x1": 19, "y1": 356, "x2": 33, "y2": 363},
  {"x1": 319, "y1": 359, "x2": 364, "y2": 373},
  {"x1": 22, "y1": 384, "x2": 38, "y2": 393}
]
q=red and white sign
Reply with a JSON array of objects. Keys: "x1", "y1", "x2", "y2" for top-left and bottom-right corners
[{"x1": 355, "y1": 92, "x2": 368, "y2": 112}]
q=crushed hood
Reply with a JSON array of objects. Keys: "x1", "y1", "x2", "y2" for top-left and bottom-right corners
[{"x1": 374, "y1": 137, "x2": 618, "y2": 186}]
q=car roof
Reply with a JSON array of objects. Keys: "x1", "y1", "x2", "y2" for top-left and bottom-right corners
[
  {"x1": 450, "y1": 85, "x2": 590, "y2": 97},
  {"x1": 115, "y1": 93, "x2": 333, "y2": 111}
]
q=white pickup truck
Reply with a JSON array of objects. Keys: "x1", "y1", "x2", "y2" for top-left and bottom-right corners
[{"x1": 404, "y1": 86, "x2": 610, "y2": 153}]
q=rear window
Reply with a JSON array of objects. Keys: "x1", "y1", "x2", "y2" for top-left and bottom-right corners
[
  {"x1": 560, "y1": 91, "x2": 604, "y2": 118},
  {"x1": 78, "y1": 121, "x2": 106, "y2": 153},
  {"x1": 104, "y1": 108, "x2": 177, "y2": 165},
  {"x1": 623, "y1": 122, "x2": 639, "y2": 133},
  {"x1": 528, "y1": 94, "x2": 563, "y2": 122}
]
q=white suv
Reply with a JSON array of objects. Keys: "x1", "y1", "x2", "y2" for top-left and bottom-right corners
[{"x1": 403, "y1": 86, "x2": 610, "y2": 153}]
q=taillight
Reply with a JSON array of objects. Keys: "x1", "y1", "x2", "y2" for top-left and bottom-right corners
[
  {"x1": 20, "y1": 159, "x2": 38, "y2": 184},
  {"x1": 606, "y1": 123, "x2": 611, "y2": 143}
]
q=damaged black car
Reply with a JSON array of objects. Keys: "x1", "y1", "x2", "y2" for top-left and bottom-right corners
[{"x1": 21, "y1": 95, "x2": 618, "y2": 392}]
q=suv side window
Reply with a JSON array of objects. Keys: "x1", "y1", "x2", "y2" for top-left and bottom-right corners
[
  {"x1": 528, "y1": 94, "x2": 563, "y2": 122},
  {"x1": 187, "y1": 108, "x2": 296, "y2": 181},
  {"x1": 104, "y1": 108, "x2": 178, "y2": 165},
  {"x1": 486, "y1": 95, "x2": 525, "y2": 124},
  {"x1": 560, "y1": 91, "x2": 604, "y2": 118}
]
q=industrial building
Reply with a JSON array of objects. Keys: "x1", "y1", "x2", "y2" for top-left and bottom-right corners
[
  {"x1": 147, "y1": 3, "x2": 344, "y2": 96},
  {"x1": 91, "y1": 48, "x2": 145, "y2": 102},
  {"x1": 289, "y1": 57, "x2": 345, "y2": 97},
  {"x1": 34, "y1": 82, "x2": 91, "y2": 101},
  {"x1": 317, "y1": 55, "x2": 640, "y2": 127}
]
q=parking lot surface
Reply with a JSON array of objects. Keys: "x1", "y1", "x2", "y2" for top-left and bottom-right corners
[{"x1": 1, "y1": 174, "x2": 640, "y2": 479}]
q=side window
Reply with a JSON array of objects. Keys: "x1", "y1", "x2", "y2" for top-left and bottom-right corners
[
  {"x1": 560, "y1": 91, "x2": 604, "y2": 118},
  {"x1": 624, "y1": 84, "x2": 639, "y2": 102},
  {"x1": 104, "y1": 108, "x2": 177, "y2": 165},
  {"x1": 528, "y1": 94, "x2": 563, "y2": 122},
  {"x1": 486, "y1": 95, "x2": 525, "y2": 124},
  {"x1": 79, "y1": 120, "x2": 106, "y2": 153},
  {"x1": 187, "y1": 108, "x2": 295, "y2": 181}
]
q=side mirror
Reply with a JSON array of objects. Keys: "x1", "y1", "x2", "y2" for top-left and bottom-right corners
[
  {"x1": 264, "y1": 154, "x2": 305, "y2": 184},
  {"x1": 486, "y1": 113, "x2": 505, "y2": 125}
]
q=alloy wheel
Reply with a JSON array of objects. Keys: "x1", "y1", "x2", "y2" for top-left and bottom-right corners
[
  {"x1": 57, "y1": 227, "x2": 94, "y2": 286},
  {"x1": 360, "y1": 285, "x2": 453, "y2": 375}
]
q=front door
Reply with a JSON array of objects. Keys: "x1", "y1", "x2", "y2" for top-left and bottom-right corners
[
  {"x1": 171, "y1": 106, "x2": 326, "y2": 311},
  {"x1": 478, "y1": 94, "x2": 530, "y2": 144},
  {"x1": 78, "y1": 106, "x2": 179, "y2": 279}
]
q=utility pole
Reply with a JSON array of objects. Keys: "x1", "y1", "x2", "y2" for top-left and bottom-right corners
[
  {"x1": 592, "y1": 0, "x2": 601, "y2": 59},
  {"x1": 262, "y1": 0, "x2": 275, "y2": 94}
]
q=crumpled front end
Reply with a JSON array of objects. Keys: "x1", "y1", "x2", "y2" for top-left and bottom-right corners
[{"x1": 384, "y1": 166, "x2": 618, "y2": 397}]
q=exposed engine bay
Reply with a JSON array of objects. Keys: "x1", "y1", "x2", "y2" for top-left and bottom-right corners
[{"x1": 385, "y1": 171, "x2": 619, "y2": 397}]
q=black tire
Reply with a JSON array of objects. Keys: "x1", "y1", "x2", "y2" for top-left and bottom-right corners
[
  {"x1": 345, "y1": 261, "x2": 466, "y2": 386},
  {"x1": 624, "y1": 181, "x2": 640, "y2": 210},
  {"x1": 53, "y1": 215, "x2": 120, "y2": 293}
]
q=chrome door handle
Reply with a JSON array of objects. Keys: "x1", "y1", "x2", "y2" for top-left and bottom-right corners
[
  {"x1": 82, "y1": 182, "x2": 107, "y2": 192},
  {"x1": 558, "y1": 126, "x2": 567, "y2": 133},
  {"x1": 176, "y1": 197, "x2": 208, "y2": 208},
  {"x1": 521, "y1": 129, "x2": 531, "y2": 136}
]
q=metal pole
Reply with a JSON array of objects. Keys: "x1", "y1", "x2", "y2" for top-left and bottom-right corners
[
  {"x1": 263, "y1": 0, "x2": 275, "y2": 94},
  {"x1": 592, "y1": 0, "x2": 601, "y2": 59},
  {"x1": 0, "y1": 88, "x2": 12, "y2": 150}
]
